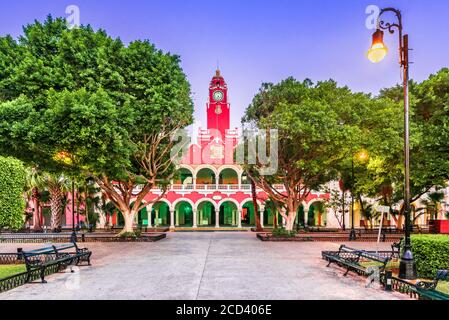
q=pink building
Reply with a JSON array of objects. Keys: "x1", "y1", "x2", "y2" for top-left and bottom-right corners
[{"x1": 110, "y1": 70, "x2": 329, "y2": 229}]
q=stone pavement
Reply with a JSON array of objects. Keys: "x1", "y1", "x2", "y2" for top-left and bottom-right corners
[{"x1": 0, "y1": 232, "x2": 409, "y2": 300}]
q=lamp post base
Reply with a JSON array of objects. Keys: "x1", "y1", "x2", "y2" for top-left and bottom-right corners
[
  {"x1": 399, "y1": 249, "x2": 417, "y2": 280},
  {"x1": 349, "y1": 228, "x2": 357, "y2": 241}
]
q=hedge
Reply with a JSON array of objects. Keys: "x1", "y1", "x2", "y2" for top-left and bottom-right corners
[
  {"x1": 0, "y1": 157, "x2": 26, "y2": 230},
  {"x1": 411, "y1": 234, "x2": 449, "y2": 279}
]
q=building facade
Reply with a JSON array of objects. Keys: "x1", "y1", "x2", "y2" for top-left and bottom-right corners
[{"x1": 110, "y1": 70, "x2": 330, "y2": 230}]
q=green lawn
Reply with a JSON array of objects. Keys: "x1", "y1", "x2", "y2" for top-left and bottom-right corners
[
  {"x1": 359, "y1": 260, "x2": 400, "y2": 270},
  {"x1": 0, "y1": 265, "x2": 26, "y2": 279},
  {"x1": 359, "y1": 261, "x2": 449, "y2": 295},
  {"x1": 436, "y1": 281, "x2": 449, "y2": 294}
]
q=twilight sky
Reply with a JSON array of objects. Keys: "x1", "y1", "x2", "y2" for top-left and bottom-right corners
[{"x1": 1, "y1": 0, "x2": 448, "y2": 130}]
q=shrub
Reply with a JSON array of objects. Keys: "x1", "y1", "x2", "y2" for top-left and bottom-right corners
[
  {"x1": 0, "y1": 157, "x2": 26, "y2": 230},
  {"x1": 118, "y1": 230, "x2": 142, "y2": 239},
  {"x1": 272, "y1": 228, "x2": 297, "y2": 238},
  {"x1": 410, "y1": 234, "x2": 449, "y2": 279}
]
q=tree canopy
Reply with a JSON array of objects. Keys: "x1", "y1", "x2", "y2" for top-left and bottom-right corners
[
  {"x1": 0, "y1": 16, "x2": 194, "y2": 233},
  {"x1": 0, "y1": 157, "x2": 26, "y2": 230},
  {"x1": 241, "y1": 78, "x2": 399, "y2": 230}
]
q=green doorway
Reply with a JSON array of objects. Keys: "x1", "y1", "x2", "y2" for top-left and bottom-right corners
[
  {"x1": 197, "y1": 201, "x2": 216, "y2": 227},
  {"x1": 151, "y1": 202, "x2": 171, "y2": 226},
  {"x1": 242, "y1": 202, "x2": 258, "y2": 226},
  {"x1": 219, "y1": 201, "x2": 238, "y2": 226},
  {"x1": 175, "y1": 201, "x2": 193, "y2": 227}
]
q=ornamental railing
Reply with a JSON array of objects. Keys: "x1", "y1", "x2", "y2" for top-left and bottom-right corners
[{"x1": 168, "y1": 184, "x2": 286, "y2": 192}]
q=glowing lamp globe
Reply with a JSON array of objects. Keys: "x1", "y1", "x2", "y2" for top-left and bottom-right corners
[{"x1": 367, "y1": 29, "x2": 388, "y2": 63}]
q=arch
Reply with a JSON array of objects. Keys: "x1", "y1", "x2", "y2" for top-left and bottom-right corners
[
  {"x1": 178, "y1": 164, "x2": 195, "y2": 175},
  {"x1": 241, "y1": 200, "x2": 261, "y2": 226},
  {"x1": 296, "y1": 204, "x2": 306, "y2": 227},
  {"x1": 218, "y1": 167, "x2": 240, "y2": 185},
  {"x1": 196, "y1": 166, "x2": 217, "y2": 185},
  {"x1": 195, "y1": 198, "x2": 218, "y2": 211},
  {"x1": 174, "y1": 167, "x2": 194, "y2": 185},
  {"x1": 218, "y1": 200, "x2": 240, "y2": 227},
  {"x1": 194, "y1": 165, "x2": 218, "y2": 177},
  {"x1": 174, "y1": 200, "x2": 194, "y2": 227},
  {"x1": 263, "y1": 200, "x2": 277, "y2": 227},
  {"x1": 217, "y1": 198, "x2": 240, "y2": 210},
  {"x1": 151, "y1": 200, "x2": 171, "y2": 227},
  {"x1": 307, "y1": 201, "x2": 327, "y2": 227},
  {"x1": 172, "y1": 198, "x2": 195, "y2": 210},
  {"x1": 151, "y1": 198, "x2": 172, "y2": 210},
  {"x1": 218, "y1": 165, "x2": 243, "y2": 175},
  {"x1": 306, "y1": 198, "x2": 326, "y2": 209},
  {"x1": 239, "y1": 199, "x2": 262, "y2": 211},
  {"x1": 196, "y1": 199, "x2": 217, "y2": 227},
  {"x1": 130, "y1": 201, "x2": 150, "y2": 226}
]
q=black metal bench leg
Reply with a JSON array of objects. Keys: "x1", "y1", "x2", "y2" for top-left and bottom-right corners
[
  {"x1": 326, "y1": 260, "x2": 332, "y2": 267},
  {"x1": 344, "y1": 268, "x2": 350, "y2": 277},
  {"x1": 40, "y1": 268, "x2": 47, "y2": 284}
]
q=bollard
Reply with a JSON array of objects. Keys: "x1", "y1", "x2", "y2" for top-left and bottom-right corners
[{"x1": 385, "y1": 270, "x2": 393, "y2": 291}]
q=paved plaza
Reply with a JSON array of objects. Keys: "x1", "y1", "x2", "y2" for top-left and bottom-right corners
[{"x1": 0, "y1": 233, "x2": 408, "y2": 300}]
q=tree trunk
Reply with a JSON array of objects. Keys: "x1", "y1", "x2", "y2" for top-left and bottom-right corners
[
  {"x1": 49, "y1": 186, "x2": 64, "y2": 232},
  {"x1": 121, "y1": 209, "x2": 136, "y2": 234},
  {"x1": 250, "y1": 178, "x2": 263, "y2": 231},
  {"x1": 285, "y1": 213, "x2": 296, "y2": 231},
  {"x1": 31, "y1": 188, "x2": 42, "y2": 231},
  {"x1": 342, "y1": 192, "x2": 346, "y2": 231}
]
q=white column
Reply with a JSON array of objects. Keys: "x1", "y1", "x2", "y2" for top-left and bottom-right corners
[
  {"x1": 147, "y1": 206, "x2": 153, "y2": 228},
  {"x1": 175, "y1": 209, "x2": 179, "y2": 226},
  {"x1": 155, "y1": 209, "x2": 159, "y2": 227},
  {"x1": 238, "y1": 210, "x2": 242, "y2": 228},
  {"x1": 170, "y1": 210, "x2": 175, "y2": 229},
  {"x1": 193, "y1": 209, "x2": 198, "y2": 228},
  {"x1": 304, "y1": 206, "x2": 309, "y2": 226},
  {"x1": 215, "y1": 209, "x2": 220, "y2": 228},
  {"x1": 260, "y1": 206, "x2": 265, "y2": 228},
  {"x1": 215, "y1": 172, "x2": 219, "y2": 190}
]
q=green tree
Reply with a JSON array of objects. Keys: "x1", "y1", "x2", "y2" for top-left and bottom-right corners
[
  {"x1": 353, "y1": 68, "x2": 449, "y2": 225},
  {"x1": 0, "y1": 17, "x2": 193, "y2": 234},
  {"x1": 0, "y1": 157, "x2": 26, "y2": 230},
  {"x1": 242, "y1": 78, "x2": 362, "y2": 230}
]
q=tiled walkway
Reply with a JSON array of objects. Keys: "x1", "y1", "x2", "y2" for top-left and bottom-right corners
[{"x1": 0, "y1": 233, "x2": 409, "y2": 300}]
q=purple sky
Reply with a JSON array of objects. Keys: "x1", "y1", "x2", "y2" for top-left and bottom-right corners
[{"x1": 1, "y1": 0, "x2": 448, "y2": 130}]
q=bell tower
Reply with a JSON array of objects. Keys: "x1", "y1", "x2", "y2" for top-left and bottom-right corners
[{"x1": 207, "y1": 69, "x2": 230, "y2": 139}]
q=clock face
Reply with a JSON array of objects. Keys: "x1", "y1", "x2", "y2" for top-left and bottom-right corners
[{"x1": 213, "y1": 90, "x2": 224, "y2": 102}]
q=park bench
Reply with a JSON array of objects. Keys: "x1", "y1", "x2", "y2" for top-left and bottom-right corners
[
  {"x1": 414, "y1": 270, "x2": 449, "y2": 300},
  {"x1": 19, "y1": 242, "x2": 92, "y2": 284},
  {"x1": 322, "y1": 245, "x2": 391, "y2": 278},
  {"x1": 52, "y1": 242, "x2": 92, "y2": 266}
]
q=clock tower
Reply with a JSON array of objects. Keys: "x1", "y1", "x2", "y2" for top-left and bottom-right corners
[{"x1": 207, "y1": 69, "x2": 230, "y2": 139}]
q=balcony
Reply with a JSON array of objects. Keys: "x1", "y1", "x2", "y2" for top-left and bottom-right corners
[
  {"x1": 167, "y1": 184, "x2": 286, "y2": 192},
  {"x1": 131, "y1": 183, "x2": 286, "y2": 195}
]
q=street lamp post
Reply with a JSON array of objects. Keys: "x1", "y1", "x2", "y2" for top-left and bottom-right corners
[{"x1": 367, "y1": 7, "x2": 417, "y2": 280}]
